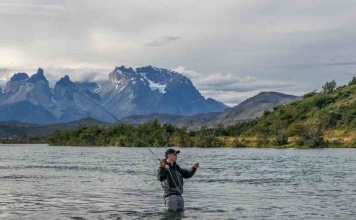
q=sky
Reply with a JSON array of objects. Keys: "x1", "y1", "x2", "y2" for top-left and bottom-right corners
[{"x1": 1, "y1": 0, "x2": 356, "y2": 106}]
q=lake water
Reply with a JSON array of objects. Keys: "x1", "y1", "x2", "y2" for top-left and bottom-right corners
[{"x1": 0, "y1": 145, "x2": 355, "y2": 219}]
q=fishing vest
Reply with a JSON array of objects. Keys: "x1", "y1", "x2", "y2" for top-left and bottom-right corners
[{"x1": 161, "y1": 163, "x2": 184, "y2": 197}]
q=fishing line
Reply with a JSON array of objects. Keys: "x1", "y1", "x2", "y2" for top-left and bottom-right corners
[
  {"x1": 42, "y1": 53, "x2": 208, "y2": 125},
  {"x1": 48, "y1": 68, "x2": 184, "y2": 193},
  {"x1": 4, "y1": 50, "x2": 205, "y2": 198},
  {"x1": 166, "y1": 167, "x2": 182, "y2": 194},
  {"x1": 39, "y1": 53, "x2": 160, "y2": 161},
  {"x1": 47, "y1": 74, "x2": 121, "y2": 122},
  {"x1": 40, "y1": 53, "x2": 197, "y2": 164}
]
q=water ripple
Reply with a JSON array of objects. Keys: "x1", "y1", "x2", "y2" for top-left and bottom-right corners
[{"x1": 0, "y1": 145, "x2": 355, "y2": 219}]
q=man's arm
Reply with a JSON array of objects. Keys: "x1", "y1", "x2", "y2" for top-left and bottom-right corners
[
  {"x1": 157, "y1": 161, "x2": 167, "y2": 182},
  {"x1": 177, "y1": 164, "x2": 197, "y2": 179}
]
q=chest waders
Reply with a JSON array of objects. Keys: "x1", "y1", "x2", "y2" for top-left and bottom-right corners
[{"x1": 162, "y1": 164, "x2": 185, "y2": 211}]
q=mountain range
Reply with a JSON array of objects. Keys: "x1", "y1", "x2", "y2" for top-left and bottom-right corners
[
  {"x1": 0, "y1": 65, "x2": 299, "y2": 129},
  {"x1": 0, "y1": 66, "x2": 227, "y2": 124},
  {"x1": 0, "y1": 92, "x2": 298, "y2": 138}
]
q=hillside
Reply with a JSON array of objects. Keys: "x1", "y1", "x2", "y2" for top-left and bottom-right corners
[
  {"x1": 228, "y1": 79, "x2": 356, "y2": 147},
  {"x1": 118, "y1": 92, "x2": 298, "y2": 127},
  {"x1": 214, "y1": 92, "x2": 298, "y2": 125}
]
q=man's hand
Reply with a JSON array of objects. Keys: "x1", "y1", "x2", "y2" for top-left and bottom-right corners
[
  {"x1": 159, "y1": 160, "x2": 165, "y2": 168},
  {"x1": 193, "y1": 162, "x2": 199, "y2": 169}
]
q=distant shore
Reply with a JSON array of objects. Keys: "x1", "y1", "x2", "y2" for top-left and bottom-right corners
[{"x1": 1, "y1": 131, "x2": 355, "y2": 148}]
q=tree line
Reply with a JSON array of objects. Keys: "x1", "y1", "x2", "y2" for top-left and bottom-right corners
[{"x1": 1, "y1": 76, "x2": 355, "y2": 148}]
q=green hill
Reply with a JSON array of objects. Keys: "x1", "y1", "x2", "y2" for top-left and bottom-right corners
[{"x1": 227, "y1": 77, "x2": 356, "y2": 147}]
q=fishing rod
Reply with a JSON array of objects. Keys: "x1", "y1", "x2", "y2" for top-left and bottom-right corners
[
  {"x1": 59, "y1": 80, "x2": 121, "y2": 122},
  {"x1": 42, "y1": 53, "x2": 189, "y2": 161},
  {"x1": 51, "y1": 85, "x2": 186, "y2": 201},
  {"x1": 52, "y1": 78, "x2": 161, "y2": 161},
  {"x1": 10, "y1": 52, "x2": 192, "y2": 197},
  {"x1": 51, "y1": 75, "x2": 184, "y2": 194}
]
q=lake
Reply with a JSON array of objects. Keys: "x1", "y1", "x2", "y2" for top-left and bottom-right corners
[{"x1": 0, "y1": 145, "x2": 355, "y2": 219}]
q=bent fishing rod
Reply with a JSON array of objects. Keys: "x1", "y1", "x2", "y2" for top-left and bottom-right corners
[
  {"x1": 55, "y1": 79, "x2": 183, "y2": 193},
  {"x1": 41, "y1": 52, "x2": 188, "y2": 162},
  {"x1": 50, "y1": 78, "x2": 160, "y2": 160}
]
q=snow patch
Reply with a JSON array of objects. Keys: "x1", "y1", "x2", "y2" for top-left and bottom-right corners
[
  {"x1": 117, "y1": 85, "x2": 126, "y2": 93},
  {"x1": 141, "y1": 73, "x2": 167, "y2": 94},
  {"x1": 94, "y1": 84, "x2": 102, "y2": 93},
  {"x1": 152, "y1": 66, "x2": 161, "y2": 72}
]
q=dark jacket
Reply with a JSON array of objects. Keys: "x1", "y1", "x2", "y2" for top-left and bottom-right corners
[{"x1": 157, "y1": 159, "x2": 196, "y2": 197}]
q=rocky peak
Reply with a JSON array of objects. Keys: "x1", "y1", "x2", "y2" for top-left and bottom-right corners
[
  {"x1": 54, "y1": 75, "x2": 76, "y2": 100},
  {"x1": 5, "y1": 72, "x2": 30, "y2": 93},
  {"x1": 133, "y1": 66, "x2": 193, "y2": 95},
  {"x1": 57, "y1": 75, "x2": 75, "y2": 88},
  {"x1": 136, "y1": 65, "x2": 184, "y2": 83},
  {"x1": 109, "y1": 66, "x2": 134, "y2": 83},
  {"x1": 116, "y1": 65, "x2": 135, "y2": 75},
  {"x1": 10, "y1": 73, "x2": 29, "y2": 82},
  {"x1": 27, "y1": 68, "x2": 48, "y2": 83}
]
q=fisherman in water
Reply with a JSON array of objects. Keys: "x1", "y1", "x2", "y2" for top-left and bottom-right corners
[{"x1": 157, "y1": 148, "x2": 199, "y2": 211}]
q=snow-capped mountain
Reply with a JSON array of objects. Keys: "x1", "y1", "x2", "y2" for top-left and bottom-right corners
[{"x1": 0, "y1": 66, "x2": 227, "y2": 124}]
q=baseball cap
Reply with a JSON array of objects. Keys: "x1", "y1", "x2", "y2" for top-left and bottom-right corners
[{"x1": 165, "y1": 148, "x2": 180, "y2": 157}]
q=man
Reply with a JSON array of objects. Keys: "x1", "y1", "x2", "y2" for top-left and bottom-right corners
[{"x1": 157, "y1": 148, "x2": 199, "y2": 211}]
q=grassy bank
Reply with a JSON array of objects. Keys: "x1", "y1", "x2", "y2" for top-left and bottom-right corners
[{"x1": 216, "y1": 131, "x2": 356, "y2": 148}]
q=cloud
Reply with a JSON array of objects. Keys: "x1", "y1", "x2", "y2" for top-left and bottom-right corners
[
  {"x1": 1, "y1": 0, "x2": 356, "y2": 104},
  {"x1": 0, "y1": 3, "x2": 67, "y2": 11},
  {"x1": 147, "y1": 36, "x2": 182, "y2": 47},
  {"x1": 232, "y1": 49, "x2": 257, "y2": 53},
  {"x1": 0, "y1": 2, "x2": 68, "y2": 18},
  {"x1": 44, "y1": 67, "x2": 110, "y2": 87},
  {"x1": 174, "y1": 66, "x2": 201, "y2": 78},
  {"x1": 200, "y1": 90, "x2": 259, "y2": 107},
  {"x1": 0, "y1": 66, "x2": 112, "y2": 88},
  {"x1": 175, "y1": 66, "x2": 309, "y2": 106},
  {"x1": 275, "y1": 61, "x2": 356, "y2": 71},
  {"x1": 0, "y1": 68, "x2": 12, "y2": 88}
]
